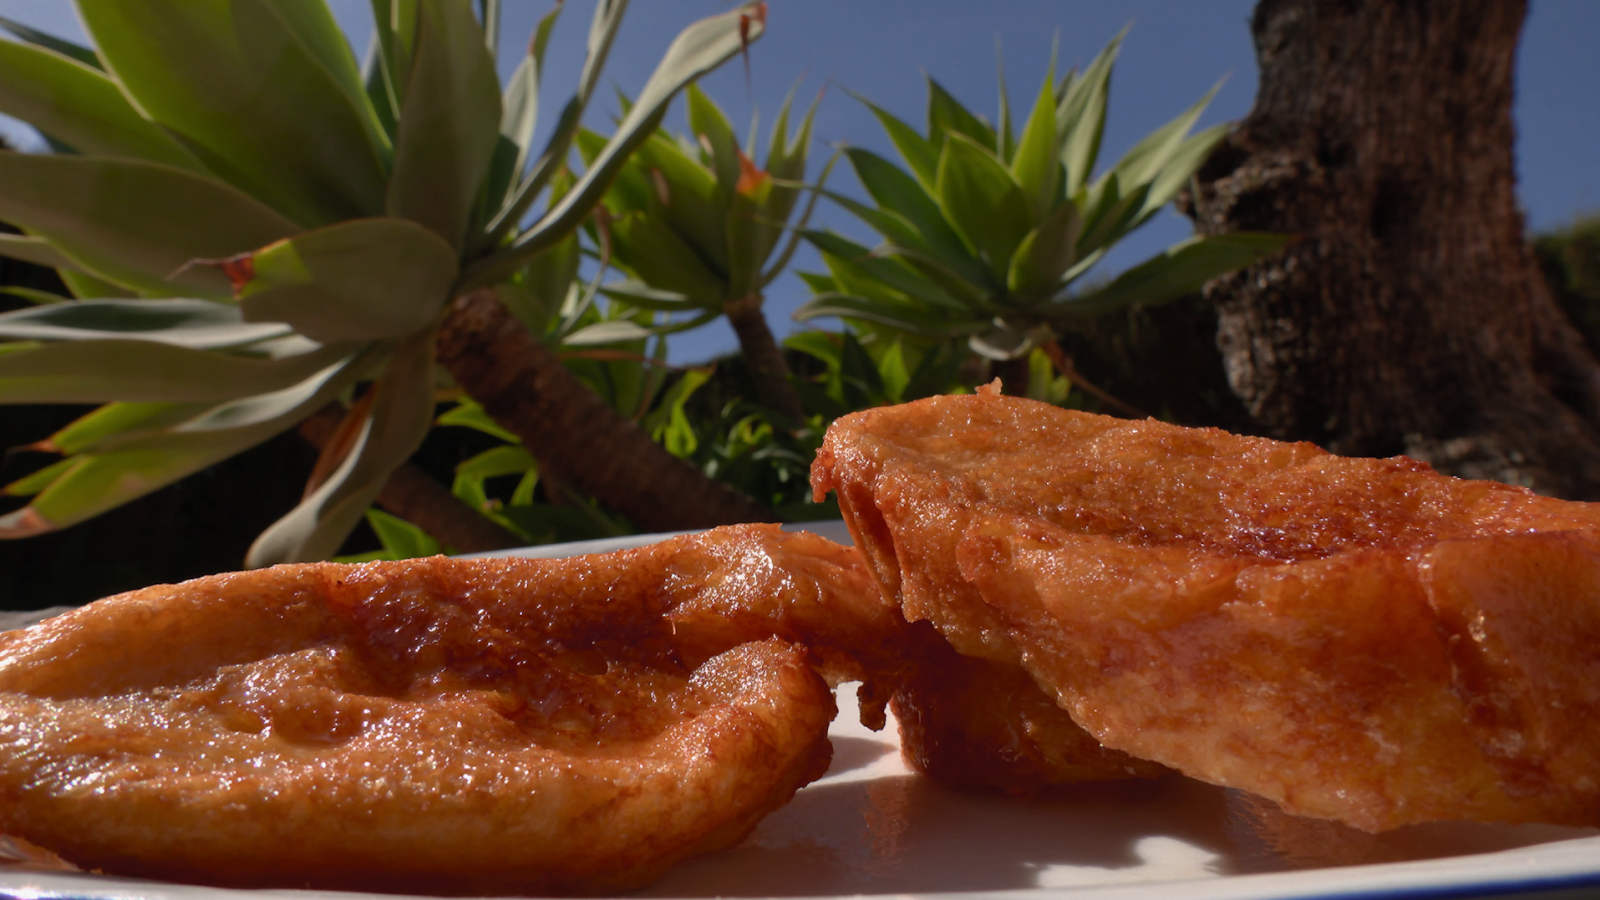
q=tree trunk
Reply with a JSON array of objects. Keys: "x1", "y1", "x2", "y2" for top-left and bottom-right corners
[
  {"x1": 437, "y1": 289, "x2": 776, "y2": 532},
  {"x1": 1185, "y1": 0, "x2": 1600, "y2": 497},
  {"x1": 722, "y1": 293, "x2": 807, "y2": 426}
]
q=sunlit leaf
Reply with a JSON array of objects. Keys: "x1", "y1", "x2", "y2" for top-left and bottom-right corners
[
  {"x1": 455, "y1": 444, "x2": 537, "y2": 482},
  {"x1": 935, "y1": 132, "x2": 1033, "y2": 278},
  {"x1": 364, "y1": 508, "x2": 443, "y2": 559},
  {"x1": 844, "y1": 147, "x2": 979, "y2": 277},
  {"x1": 1059, "y1": 232, "x2": 1292, "y2": 317},
  {"x1": 0, "y1": 286, "x2": 68, "y2": 307},
  {"x1": 626, "y1": 130, "x2": 727, "y2": 272},
  {"x1": 475, "y1": 2, "x2": 766, "y2": 283},
  {"x1": 803, "y1": 230, "x2": 972, "y2": 313},
  {"x1": 0, "y1": 40, "x2": 200, "y2": 169},
  {"x1": 0, "y1": 299, "x2": 290, "y2": 348},
  {"x1": 793, "y1": 292, "x2": 973, "y2": 338},
  {"x1": 248, "y1": 331, "x2": 436, "y2": 565},
  {"x1": 606, "y1": 212, "x2": 724, "y2": 305},
  {"x1": 3, "y1": 458, "x2": 79, "y2": 499},
  {"x1": 1077, "y1": 178, "x2": 1151, "y2": 254},
  {"x1": 1007, "y1": 200, "x2": 1080, "y2": 299},
  {"x1": 388, "y1": 0, "x2": 503, "y2": 250},
  {"x1": 1057, "y1": 28, "x2": 1124, "y2": 195},
  {"x1": 504, "y1": 232, "x2": 578, "y2": 336},
  {"x1": 0, "y1": 153, "x2": 300, "y2": 299},
  {"x1": 564, "y1": 319, "x2": 656, "y2": 347},
  {"x1": 0, "y1": 349, "x2": 370, "y2": 538},
  {"x1": 481, "y1": 2, "x2": 560, "y2": 216},
  {"x1": 968, "y1": 320, "x2": 1042, "y2": 361},
  {"x1": 0, "y1": 338, "x2": 355, "y2": 404},
  {"x1": 79, "y1": 0, "x2": 389, "y2": 226},
  {"x1": 1137, "y1": 122, "x2": 1229, "y2": 223},
  {"x1": 0, "y1": 14, "x2": 102, "y2": 69},
  {"x1": 45, "y1": 401, "x2": 217, "y2": 455},
  {"x1": 687, "y1": 83, "x2": 740, "y2": 197},
  {"x1": 850, "y1": 91, "x2": 938, "y2": 192},
  {"x1": 1010, "y1": 64, "x2": 1060, "y2": 221},
  {"x1": 437, "y1": 396, "x2": 517, "y2": 442},
  {"x1": 927, "y1": 78, "x2": 995, "y2": 154},
  {"x1": 1109, "y1": 79, "x2": 1222, "y2": 194},
  {"x1": 225, "y1": 218, "x2": 459, "y2": 343},
  {"x1": 876, "y1": 339, "x2": 910, "y2": 403},
  {"x1": 59, "y1": 269, "x2": 135, "y2": 300},
  {"x1": 598, "y1": 279, "x2": 696, "y2": 313},
  {"x1": 815, "y1": 189, "x2": 988, "y2": 300}
]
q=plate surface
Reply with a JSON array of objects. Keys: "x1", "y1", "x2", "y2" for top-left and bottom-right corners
[{"x1": 2, "y1": 524, "x2": 1598, "y2": 900}]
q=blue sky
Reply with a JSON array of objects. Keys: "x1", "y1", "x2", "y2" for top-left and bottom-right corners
[{"x1": 2, "y1": 1, "x2": 1596, "y2": 363}]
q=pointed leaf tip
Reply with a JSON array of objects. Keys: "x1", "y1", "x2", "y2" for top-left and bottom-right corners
[
  {"x1": 188, "y1": 251, "x2": 258, "y2": 296},
  {"x1": 736, "y1": 149, "x2": 770, "y2": 197},
  {"x1": 0, "y1": 505, "x2": 52, "y2": 539}
]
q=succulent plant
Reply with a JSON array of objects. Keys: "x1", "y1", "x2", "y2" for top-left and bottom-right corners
[
  {"x1": 0, "y1": 0, "x2": 765, "y2": 564},
  {"x1": 578, "y1": 83, "x2": 829, "y2": 424},
  {"x1": 797, "y1": 32, "x2": 1288, "y2": 371}
]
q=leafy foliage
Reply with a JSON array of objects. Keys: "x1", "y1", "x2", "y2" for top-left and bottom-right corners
[
  {"x1": 579, "y1": 84, "x2": 825, "y2": 334},
  {"x1": 1536, "y1": 212, "x2": 1600, "y2": 357},
  {"x1": 0, "y1": 0, "x2": 766, "y2": 564},
  {"x1": 797, "y1": 33, "x2": 1289, "y2": 364}
]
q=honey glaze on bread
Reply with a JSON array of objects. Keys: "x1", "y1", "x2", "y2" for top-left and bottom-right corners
[{"x1": 813, "y1": 389, "x2": 1600, "y2": 831}]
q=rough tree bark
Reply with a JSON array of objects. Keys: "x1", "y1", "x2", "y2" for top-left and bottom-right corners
[
  {"x1": 436, "y1": 290, "x2": 776, "y2": 531},
  {"x1": 1185, "y1": 0, "x2": 1600, "y2": 497}
]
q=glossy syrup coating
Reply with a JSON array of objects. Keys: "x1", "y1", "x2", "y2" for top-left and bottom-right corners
[
  {"x1": 0, "y1": 524, "x2": 901, "y2": 895},
  {"x1": 813, "y1": 390, "x2": 1600, "y2": 832}
]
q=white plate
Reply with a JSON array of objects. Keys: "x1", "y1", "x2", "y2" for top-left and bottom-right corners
[{"x1": 3, "y1": 524, "x2": 1598, "y2": 900}]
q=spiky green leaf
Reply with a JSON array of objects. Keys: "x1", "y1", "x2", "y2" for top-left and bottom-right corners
[
  {"x1": 0, "y1": 299, "x2": 291, "y2": 348},
  {"x1": 927, "y1": 78, "x2": 995, "y2": 153},
  {"x1": 686, "y1": 83, "x2": 740, "y2": 197},
  {"x1": 935, "y1": 132, "x2": 1033, "y2": 278},
  {"x1": 1057, "y1": 28, "x2": 1124, "y2": 195},
  {"x1": 1060, "y1": 232, "x2": 1292, "y2": 317},
  {"x1": 247, "y1": 332, "x2": 436, "y2": 565},
  {"x1": 224, "y1": 218, "x2": 459, "y2": 344},
  {"x1": 1007, "y1": 199, "x2": 1081, "y2": 299},
  {"x1": 0, "y1": 153, "x2": 300, "y2": 299},
  {"x1": 477, "y1": 3, "x2": 766, "y2": 283},
  {"x1": 78, "y1": 0, "x2": 389, "y2": 226},
  {"x1": 0, "y1": 338, "x2": 355, "y2": 404},
  {"x1": 1010, "y1": 64, "x2": 1061, "y2": 221},
  {"x1": 388, "y1": 0, "x2": 504, "y2": 250},
  {"x1": 0, "y1": 40, "x2": 200, "y2": 169},
  {"x1": 0, "y1": 348, "x2": 371, "y2": 538},
  {"x1": 0, "y1": 14, "x2": 102, "y2": 69}
]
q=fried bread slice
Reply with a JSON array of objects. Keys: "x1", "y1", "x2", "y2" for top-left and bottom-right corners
[
  {"x1": 812, "y1": 389, "x2": 1600, "y2": 831},
  {"x1": 0, "y1": 524, "x2": 900, "y2": 894}
]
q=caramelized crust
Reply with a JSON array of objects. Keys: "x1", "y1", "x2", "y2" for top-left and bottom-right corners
[
  {"x1": 813, "y1": 391, "x2": 1600, "y2": 831},
  {"x1": 0, "y1": 524, "x2": 895, "y2": 894}
]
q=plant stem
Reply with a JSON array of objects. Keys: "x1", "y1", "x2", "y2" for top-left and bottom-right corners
[
  {"x1": 1041, "y1": 340, "x2": 1148, "y2": 418},
  {"x1": 723, "y1": 292, "x2": 808, "y2": 426},
  {"x1": 438, "y1": 289, "x2": 777, "y2": 532}
]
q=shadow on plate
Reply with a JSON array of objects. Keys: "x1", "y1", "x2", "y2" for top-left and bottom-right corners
[{"x1": 642, "y1": 767, "x2": 1600, "y2": 897}]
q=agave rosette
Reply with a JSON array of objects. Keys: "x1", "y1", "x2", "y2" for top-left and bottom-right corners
[
  {"x1": 0, "y1": 0, "x2": 765, "y2": 564},
  {"x1": 575, "y1": 83, "x2": 825, "y2": 339},
  {"x1": 797, "y1": 31, "x2": 1289, "y2": 361}
]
